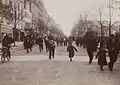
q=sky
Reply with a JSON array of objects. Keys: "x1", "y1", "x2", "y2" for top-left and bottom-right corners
[{"x1": 43, "y1": 0, "x2": 120, "y2": 36}]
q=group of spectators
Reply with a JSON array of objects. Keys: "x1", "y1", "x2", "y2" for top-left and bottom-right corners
[
  {"x1": 56, "y1": 37, "x2": 68, "y2": 46},
  {"x1": 23, "y1": 34, "x2": 70, "y2": 60},
  {"x1": 74, "y1": 33, "x2": 120, "y2": 71}
]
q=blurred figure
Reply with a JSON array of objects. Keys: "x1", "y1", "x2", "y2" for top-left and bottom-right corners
[
  {"x1": 85, "y1": 36, "x2": 98, "y2": 64},
  {"x1": 63, "y1": 37, "x2": 67, "y2": 46},
  {"x1": 67, "y1": 42, "x2": 77, "y2": 62},
  {"x1": 29, "y1": 35, "x2": 34, "y2": 52},
  {"x1": 23, "y1": 36, "x2": 31, "y2": 53},
  {"x1": 2, "y1": 33, "x2": 13, "y2": 58},
  {"x1": 8, "y1": 33, "x2": 14, "y2": 46},
  {"x1": 95, "y1": 42, "x2": 108, "y2": 71},
  {"x1": 44, "y1": 36, "x2": 49, "y2": 52},
  {"x1": 75, "y1": 37, "x2": 79, "y2": 46},
  {"x1": 48, "y1": 36, "x2": 55, "y2": 60},
  {"x1": 56, "y1": 37, "x2": 59, "y2": 46},
  {"x1": 36, "y1": 36, "x2": 43, "y2": 52},
  {"x1": 107, "y1": 34, "x2": 120, "y2": 71}
]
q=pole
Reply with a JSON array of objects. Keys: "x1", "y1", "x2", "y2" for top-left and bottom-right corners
[
  {"x1": 99, "y1": 8, "x2": 102, "y2": 37},
  {"x1": 109, "y1": 0, "x2": 112, "y2": 35},
  {"x1": 99, "y1": 6, "x2": 104, "y2": 48},
  {"x1": 0, "y1": 23, "x2": 1, "y2": 43},
  {"x1": 100, "y1": 8, "x2": 103, "y2": 36},
  {"x1": 13, "y1": 0, "x2": 17, "y2": 45}
]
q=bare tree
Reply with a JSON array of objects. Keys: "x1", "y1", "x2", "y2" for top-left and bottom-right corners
[
  {"x1": 12, "y1": 3, "x2": 26, "y2": 45},
  {"x1": 71, "y1": 14, "x2": 89, "y2": 37},
  {"x1": 107, "y1": 0, "x2": 119, "y2": 35}
]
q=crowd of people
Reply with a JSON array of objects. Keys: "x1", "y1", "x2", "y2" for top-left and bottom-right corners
[
  {"x1": 22, "y1": 34, "x2": 70, "y2": 60},
  {"x1": 74, "y1": 34, "x2": 120, "y2": 71},
  {"x1": 1, "y1": 32, "x2": 120, "y2": 72}
]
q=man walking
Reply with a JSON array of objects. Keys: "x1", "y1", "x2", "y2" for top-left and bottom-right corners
[
  {"x1": 36, "y1": 36, "x2": 43, "y2": 52},
  {"x1": 85, "y1": 36, "x2": 97, "y2": 64},
  {"x1": 44, "y1": 36, "x2": 49, "y2": 52},
  {"x1": 23, "y1": 36, "x2": 31, "y2": 53},
  {"x1": 107, "y1": 34, "x2": 120, "y2": 71},
  {"x1": 48, "y1": 36, "x2": 55, "y2": 60}
]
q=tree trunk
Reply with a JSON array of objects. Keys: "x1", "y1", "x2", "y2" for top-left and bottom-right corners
[{"x1": 13, "y1": 27, "x2": 16, "y2": 46}]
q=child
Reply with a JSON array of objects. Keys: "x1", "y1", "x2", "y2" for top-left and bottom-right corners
[
  {"x1": 67, "y1": 42, "x2": 77, "y2": 61},
  {"x1": 95, "y1": 46, "x2": 108, "y2": 71}
]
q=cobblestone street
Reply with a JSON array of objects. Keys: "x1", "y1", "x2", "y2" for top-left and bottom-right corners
[{"x1": 0, "y1": 45, "x2": 120, "y2": 85}]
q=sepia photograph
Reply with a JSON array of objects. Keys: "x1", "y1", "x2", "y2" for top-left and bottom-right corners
[{"x1": 0, "y1": 0, "x2": 120, "y2": 85}]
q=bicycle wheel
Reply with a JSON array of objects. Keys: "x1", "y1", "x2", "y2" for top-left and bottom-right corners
[
  {"x1": 6, "y1": 51, "x2": 10, "y2": 61},
  {"x1": 1, "y1": 53, "x2": 5, "y2": 63},
  {"x1": 7, "y1": 56, "x2": 10, "y2": 61},
  {"x1": 7, "y1": 54, "x2": 10, "y2": 61}
]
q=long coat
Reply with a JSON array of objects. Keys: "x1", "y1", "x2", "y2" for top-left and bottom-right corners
[
  {"x1": 85, "y1": 37, "x2": 98, "y2": 51},
  {"x1": 36, "y1": 38, "x2": 43, "y2": 46},
  {"x1": 23, "y1": 37, "x2": 31, "y2": 49},
  {"x1": 96, "y1": 49, "x2": 107, "y2": 66},
  {"x1": 2, "y1": 36, "x2": 13, "y2": 47},
  {"x1": 107, "y1": 37, "x2": 120, "y2": 62},
  {"x1": 48, "y1": 40, "x2": 55, "y2": 51}
]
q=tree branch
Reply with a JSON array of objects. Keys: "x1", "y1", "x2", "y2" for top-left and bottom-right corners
[{"x1": 111, "y1": 21, "x2": 119, "y2": 27}]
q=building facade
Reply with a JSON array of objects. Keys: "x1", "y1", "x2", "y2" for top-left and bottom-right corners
[
  {"x1": 0, "y1": 0, "x2": 62, "y2": 41},
  {"x1": 0, "y1": 0, "x2": 13, "y2": 42}
]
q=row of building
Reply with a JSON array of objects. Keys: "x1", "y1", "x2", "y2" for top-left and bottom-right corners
[{"x1": 0, "y1": 0, "x2": 59, "y2": 41}]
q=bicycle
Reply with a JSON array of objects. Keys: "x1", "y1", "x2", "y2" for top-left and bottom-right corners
[{"x1": 1, "y1": 46, "x2": 11, "y2": 63}]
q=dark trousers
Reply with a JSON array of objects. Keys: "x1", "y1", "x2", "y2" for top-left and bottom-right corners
[
  {"x1": 69, "y1": 52, "x2": 74, "y2": 58},
  {"x1": 65, "y1": 42, "x2": 67, "y2": 46},
  {"x1": 49, "y1": 46, "x2": 55, "y2": 59},
  {"x1": 108, "y1": 51, "x2": 118, "y2": 70},
  {"x1": 8, "y1": 50, "x2": 11, "y2": 58},
  {"x1": 3, "y1": 48, "x2": 11, "y2": 58},
  {"x1": 26, "y1": 49, "x2": 29, "y2": 53},
  {"x1": 87, "y1": 49, "x2": 94, "y2": 64},
  {"x1": 45, "y1": 45, "x2": 48, "y2": 52},
  {"x1": 39, "y1": 45, "x2": 43, "y2": 52},
  {"x1": 64, "y1": 41, "x2": 67, "y2": 46},
  {"x1": 57, "y1": 41, "x2": 59, "y2": 46},
  {"x1": 26, "y1": 47, "x2": 32, "y2": 53},
  {"x1": 7, "y1": 47, "x2": 11, "y2": 58}
]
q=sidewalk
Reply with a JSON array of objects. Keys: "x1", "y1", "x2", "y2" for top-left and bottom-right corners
[
  {"x1": 0, "y1": 41, "x2": 23, "y2": 51},
  {"x1": 11, "y1": 41, "x2": 23, "y2": 47}
]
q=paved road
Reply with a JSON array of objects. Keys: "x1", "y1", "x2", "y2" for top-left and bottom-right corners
[
  {"x1": 0, "y1": 45, "x2": 120, "y2": 85},
  {"x1": 11, "y1": 44, "x2": 88, "y2": 56}
]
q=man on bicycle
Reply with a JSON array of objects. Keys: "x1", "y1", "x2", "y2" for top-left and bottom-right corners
[{"x1": 2, "y1": 33, "x2": 13, "y2": 58}]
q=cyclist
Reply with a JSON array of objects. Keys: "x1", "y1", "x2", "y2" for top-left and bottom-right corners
[{"x1": 2, "y1": 33, "x2": 12, "y2": 58}]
